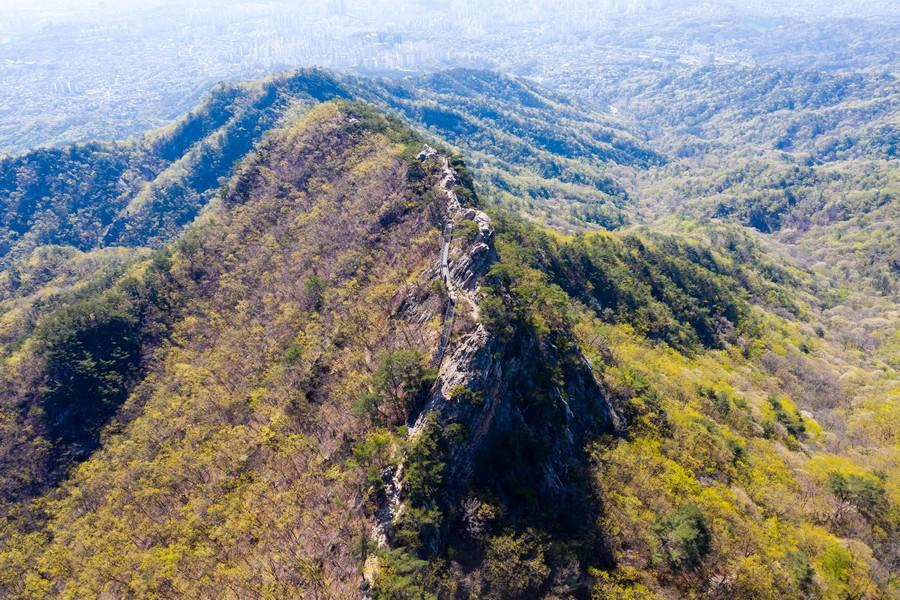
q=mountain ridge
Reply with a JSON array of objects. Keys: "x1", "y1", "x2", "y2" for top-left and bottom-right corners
[
  {"x1": 0, "y1": 70, "x2": 896, "y2": 599},
  {"x1": 0, "y1": 68, "x2": 659, "y2": 273}
]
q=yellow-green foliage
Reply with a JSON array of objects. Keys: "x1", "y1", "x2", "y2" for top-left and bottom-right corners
[
  {"x1": 0, "y1": 101, "x2": 451, "y2": 599},
  {"x1": 470, "y1": 211, "x2": 898, "y2": 598},
  {"x1": 581, "y1": 306, "x2": 898, "y2": 599},
  {"x1": 0, "y1": 90, "x2": 897, "y2": 600}
]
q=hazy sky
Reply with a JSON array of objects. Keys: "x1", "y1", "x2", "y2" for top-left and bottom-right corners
[{"x1": 1, "y1": 0, "x2": 897, "y2": 23}]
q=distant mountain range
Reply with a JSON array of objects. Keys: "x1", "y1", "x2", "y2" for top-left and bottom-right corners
[{"x1": 2, "y1": 0, "x2": 897, "y2": 155}]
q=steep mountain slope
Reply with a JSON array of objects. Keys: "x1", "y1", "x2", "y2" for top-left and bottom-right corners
[
  {"x1": 0, "y1": 99, "x2": 619, "y2": 597},
  {"x1": 0, "y1": 101, "x2": 455, "y2": 597},
  {"x1": 0, "y1": 97, "x2": 625, "y2": 597},
  {"x1": 0, "y1": 96, "x2": 896, "y2": 599},
  {"x1": 0, "y1": 58, "x2": 898, "y2": 599},
  {"x1": 0, "y1": 68, "x2": 655, "y2": 274}
]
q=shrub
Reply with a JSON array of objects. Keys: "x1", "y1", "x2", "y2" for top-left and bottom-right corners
[
  {"x1": 404, "y1": 422, "x2": 446, "y2": 505},
  {"x1": 370, "y1": 548, "x2": 435, "y2": 600},
  {"x1": 302, "y1": 274, "x2": 326, "y2": 310},
  {"x1": 653, "y1": 504, "x2": 711, "y2": 572},
  {"x1": 455, "y1": 219, "x2": 481, "y2": 244},
  {"x1": 448, "y1": 385, "x2": 483, "y2": 406},
  {"x1": 479, "y1": 530, "x2": 550, "y2": 599},
  {"x1": 768, "y1": 396, "x2": 806, "y2": 438},
  {"x1": 353, "y1": 429, "x2": 394, "y2": 491},
  {"x1": 362, "y1": 350, "x2": 437, "y2": 424},
  {"x1": 825, "y1": 470, "x2": 890, "y2": 526}
]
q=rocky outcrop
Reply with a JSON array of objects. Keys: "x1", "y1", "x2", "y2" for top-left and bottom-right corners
[
  {"x1": 371, "y1": 149, "x2": 496, "y2": 554},
  {"x1": 373, "y1": 147, "x2": 623, "y2": 562},
  {"x1": 413, "y1": 152, "x2": 497, "y2": 431}
]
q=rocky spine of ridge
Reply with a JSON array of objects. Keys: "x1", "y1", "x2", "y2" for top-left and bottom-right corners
[{"x1": 366, "y1": 144, "x2": 624, "y2": 588}]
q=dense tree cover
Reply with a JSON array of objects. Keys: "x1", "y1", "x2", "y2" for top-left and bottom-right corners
[
  {"x1": 36, "y1": 290, "x2": 143, "y2": 459},
  {"x1": 582, "y1": 312, "x2": 898, "y2": 599},
  {"x1": 594, "y1": 65, "x2": 897, "y2": 160},
  {"x1": 0, "y1": 102, "x2": 457, "y2": 597},
  {"x1": 0, "y1": 68, "x2": 656, "y2": 272},
  {"x1": 483, "y1": 213, "x2": 753, "y2": 351},
  {"x1": 0, "y1": 64, "x2": 896, "y2": 599},
  {"x1": 0, "y1": 242, "x2": 191, "y2": 510}
]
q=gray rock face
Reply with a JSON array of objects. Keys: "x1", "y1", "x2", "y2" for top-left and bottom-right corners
[
  {"x1": 416, "y1": 154, "x2": 620, "y2": 530},
  {"x1": 412, "y1": 154, "x2": 496, "y2": 434},
  {"x1": 416, "y1": 144, "x2": 439, "y2": 161},
  {"x1": 376, "y1": 150, "x2": 622, "y2": 564}
]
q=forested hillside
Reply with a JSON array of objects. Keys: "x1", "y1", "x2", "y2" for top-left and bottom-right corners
[
  {"x1": 0, "y1": 64, "x2": 897, "y2": 599},
  {"x1": 0, "y1": 68, "x2": 654, "y2": 274},
  {"x1": 583, "y1": 63, "x2": 899, "y2": 297}
]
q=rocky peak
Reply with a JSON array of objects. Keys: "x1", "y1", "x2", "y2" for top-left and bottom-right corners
[{"x1": 368, "y1": 143, "x2": 622, "y2": 584}]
